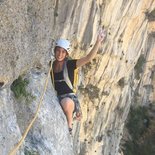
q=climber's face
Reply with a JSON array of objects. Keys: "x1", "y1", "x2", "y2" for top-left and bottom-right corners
[{"x1": 55, "y1": 47, "x2": 68, "y2": 61}]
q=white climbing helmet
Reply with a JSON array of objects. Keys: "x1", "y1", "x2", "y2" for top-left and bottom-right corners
[{"x1": 55, "y1": 39, "x2": 71, "y2": 54}]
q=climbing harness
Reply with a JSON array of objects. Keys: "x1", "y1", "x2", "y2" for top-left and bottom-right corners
[
  {"x1": 9, "y1": 61, "x2": 53, "y2": 155},
  {"x1": 51, "y1": 59, "x2": 81, "y2": 118},
  {"x1": 51, "y1": 60, "x2": 79, "y2": 93}
]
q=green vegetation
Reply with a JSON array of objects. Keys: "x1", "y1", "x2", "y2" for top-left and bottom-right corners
[
  {"x1": 123, "y1": 106, "x2": 155, "y2": 155},
  {"x1": 126, "y1": 106, "x2": 149, "y2": 139},
  {"x1": 24, "y1": 148, "x2": 39, "y2": 155},
  {"x1": 134, "y1": 54, "x2": 146, "y2": 80},
  {"x1": 11, "y1": 76, "x2": 35, "y2": 103}
]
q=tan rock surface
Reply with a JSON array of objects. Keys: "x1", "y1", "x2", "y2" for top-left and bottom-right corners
[{"x1": 0, "y1": 0, "x2": 155, "y2": 155}]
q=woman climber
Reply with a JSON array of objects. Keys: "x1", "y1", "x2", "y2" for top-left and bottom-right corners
[{"x1": 50, "y1": 29, "x2": 106, "y2": 134}]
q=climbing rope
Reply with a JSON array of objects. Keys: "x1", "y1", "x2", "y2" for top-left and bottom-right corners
[{"x1": 9, "y1": 61, "x2": 53, "y2": 155}]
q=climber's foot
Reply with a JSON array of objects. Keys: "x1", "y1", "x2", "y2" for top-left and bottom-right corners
[
  {"x1": 69, "y1": 128, "x2": 72, "y2": 135},
  {"x1": 76, "y1": 111, "x2": 82, "y2": 121}
]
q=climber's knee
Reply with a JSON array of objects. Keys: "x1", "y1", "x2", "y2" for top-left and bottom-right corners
[{"x1": 60, "y1": 97, "x2": 75, "y2": 114}]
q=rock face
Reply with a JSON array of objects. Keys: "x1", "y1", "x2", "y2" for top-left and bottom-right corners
[
  {"x1": 0, "y1": 87, "x2": 24, "y2": 155},
  {"x1": 0, "y1": 69, "x2": 73, "y2": 155},
  {"x1": 0, "y1": 0, "x2": 155, "y2": 155}
]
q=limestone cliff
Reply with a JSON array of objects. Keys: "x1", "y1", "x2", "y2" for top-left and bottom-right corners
[{"x1": 0, "y1": 0, "x2": 155, "y2": 155}]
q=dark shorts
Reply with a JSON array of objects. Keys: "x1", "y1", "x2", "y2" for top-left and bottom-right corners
[{"x1": 57, "y1": 93, "x2": 81, "y2": 113}]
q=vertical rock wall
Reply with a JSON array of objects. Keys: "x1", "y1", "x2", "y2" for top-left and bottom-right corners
[{"x1": 0, "y1": 0, "x2": 155, "y2": 155}]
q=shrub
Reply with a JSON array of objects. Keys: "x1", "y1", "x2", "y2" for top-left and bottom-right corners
[
  {"x1": 126, "y1": 106, "x2": 149, "y2": 139},
  {"x1": 24, "y1": 148, "x2": 39, "y2": 155},
  {"x1": 123, "y1": 106, "x2": 155, "y2": 155},
  {"x1": 11, "y1": 76, "x2": 35, "y2": 102}
]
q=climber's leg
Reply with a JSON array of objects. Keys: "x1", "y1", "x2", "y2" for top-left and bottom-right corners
[{"x1": 60, "y1": 97, "x2": 75, "y2": 129}]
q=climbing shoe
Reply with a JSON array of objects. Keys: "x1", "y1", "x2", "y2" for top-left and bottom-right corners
[{"x1": 69, "y1": 128, "x2": 72, "y2": 135}]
